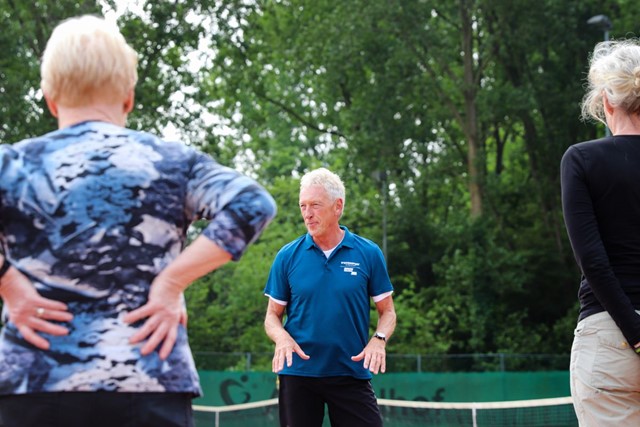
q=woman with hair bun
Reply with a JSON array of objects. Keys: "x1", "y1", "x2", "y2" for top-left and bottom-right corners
[{"x1": 562, "y1": 39, "x2": 640, "y2": 426}]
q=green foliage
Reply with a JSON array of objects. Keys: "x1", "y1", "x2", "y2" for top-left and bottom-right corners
[
  {"x1": 392, "y1": 283, "x2": 452, "y2": 355},
  {"x1": 0, "y1": 0, "x2": 104, "y2": 142},
  {"x1": 1, "y1": 0, "x2": 631, "y2": 368}
]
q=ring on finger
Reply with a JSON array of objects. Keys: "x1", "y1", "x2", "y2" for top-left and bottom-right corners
[{"x1": 36, "y1": 307, "x2": 45, "y2": 318}]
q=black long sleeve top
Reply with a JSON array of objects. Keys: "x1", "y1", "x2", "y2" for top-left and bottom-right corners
[{"x1": 561, "y1": 135, "x2": 640, "y2": 347}]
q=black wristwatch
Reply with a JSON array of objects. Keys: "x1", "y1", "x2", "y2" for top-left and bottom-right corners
[{"x1": 373, "y1": 332, "x2": 386, "y2": 342}]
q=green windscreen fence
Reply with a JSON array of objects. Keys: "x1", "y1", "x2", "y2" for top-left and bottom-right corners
[
  {"x1": 193, "y1": 371, "x2": 576, "y2": 427},
  {"x1": 195, "y1": 371, "x2": 571, "y2": 406}
]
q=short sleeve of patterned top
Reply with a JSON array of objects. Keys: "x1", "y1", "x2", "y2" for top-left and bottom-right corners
[{"x1": 0, "y1": 121, "x2": 276, "y2": 396}]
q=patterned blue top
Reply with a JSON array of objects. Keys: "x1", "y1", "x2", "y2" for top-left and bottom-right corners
[{"x1": 0, "y1": 121, "x2": 276, "y2": 396}]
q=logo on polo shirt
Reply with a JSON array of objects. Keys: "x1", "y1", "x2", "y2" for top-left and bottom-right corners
[{"x1": 341, "y1": 261, "x2": 360, "y2": 276}]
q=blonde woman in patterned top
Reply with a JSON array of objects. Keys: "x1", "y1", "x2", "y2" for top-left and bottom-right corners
[{"x1": 0, "y1": 15, "x2": 276, "y2": 427}]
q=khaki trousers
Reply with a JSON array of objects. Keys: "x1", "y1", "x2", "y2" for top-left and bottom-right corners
[{"x1": 570, "y1": 311, "x2": 640, "y2": 426}]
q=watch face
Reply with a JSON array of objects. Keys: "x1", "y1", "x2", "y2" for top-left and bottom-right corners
[{"x1": 375, "y1": 332, "x2": 386, "y2": 340}]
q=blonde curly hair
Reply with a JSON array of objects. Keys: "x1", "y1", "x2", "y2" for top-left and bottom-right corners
[{"x1": 582, "y1": 39, "x2": 640, "y2": 125}]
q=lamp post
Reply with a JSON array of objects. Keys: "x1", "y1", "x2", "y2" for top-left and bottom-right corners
[
  {"x1": 587, "y1": 14, "x2": 612, "y2": 42},
  {"x1": 587, "y1": 14, "x2": 613, "y2": 137}
]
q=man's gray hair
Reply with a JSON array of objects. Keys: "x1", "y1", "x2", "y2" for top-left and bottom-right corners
[{"x1": 300, "y1": 168, "x2": 346, "y2": 209}]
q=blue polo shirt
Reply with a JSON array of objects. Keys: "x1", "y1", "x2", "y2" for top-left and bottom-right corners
[{"x1": 264, "y1": 226, "x2": 393, "y2": 379}]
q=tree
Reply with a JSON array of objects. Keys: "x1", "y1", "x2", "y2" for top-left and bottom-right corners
[
  {"x1": 3, "y1": 0, "x2": 636, "y2": 364},
  {"x1": 196, "y1": 0, "x2": 607, "y2": 358},
  {"x1": 0, "y1": 0, "x2": 105, "y2": 142}
]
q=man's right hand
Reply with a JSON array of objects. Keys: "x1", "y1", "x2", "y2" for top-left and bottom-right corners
[{"x1": 272, "y1": 335, "x2": 310, "y2": 373}]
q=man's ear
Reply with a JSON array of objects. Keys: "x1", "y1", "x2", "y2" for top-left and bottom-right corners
[
  {"x1": 335, "y1": 198, "x2": 344, "y2": 216},
  {"x1": 43, "y1": 92, "x2": 59, "y2": 118}
]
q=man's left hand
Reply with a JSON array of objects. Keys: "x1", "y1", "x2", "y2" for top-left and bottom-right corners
[{"x1": 351, "y1": 338, "x2": 386, "y2": 374}]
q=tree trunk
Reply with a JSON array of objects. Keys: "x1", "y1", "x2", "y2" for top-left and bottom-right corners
[{"x1": 460, "y1": 0, "x2": 482, "y2": 217}]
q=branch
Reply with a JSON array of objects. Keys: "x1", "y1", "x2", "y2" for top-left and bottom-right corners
[{"x1": 254, "y1": 91, "x2": 347, "y2": 139}]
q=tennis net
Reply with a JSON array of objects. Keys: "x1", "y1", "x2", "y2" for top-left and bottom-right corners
[
  {"x1": 193, "y1": 396, "x2": 577, "y2": 427},
  {"x1": 194, "y1": 398, "x2": 279, "y2": 427}
]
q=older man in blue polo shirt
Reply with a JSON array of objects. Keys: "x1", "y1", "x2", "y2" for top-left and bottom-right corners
[{"x1": 264, "y1": 167, "x2": 397, "y2": 427}]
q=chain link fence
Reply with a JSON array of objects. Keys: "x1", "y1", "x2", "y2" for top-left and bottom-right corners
[{"x1": 193, "y1": 352, "x2": 570, "y2": 372}]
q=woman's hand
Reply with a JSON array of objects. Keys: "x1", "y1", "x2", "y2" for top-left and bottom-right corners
[
  {"x1": 123, "y1": 277, "x2": 185, "y2": 360},
  {"x1": 0, "y1": 267, "x2": 73, "y2": 350}
]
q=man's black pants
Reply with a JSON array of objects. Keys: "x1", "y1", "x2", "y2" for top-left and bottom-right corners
[{"x1": 278, "y1": 375, "x2": 383, "y2": 427}]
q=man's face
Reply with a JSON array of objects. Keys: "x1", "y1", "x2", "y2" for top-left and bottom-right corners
[{"x1": 299, "y1": 185, "x2": 342, "y2": 238}]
